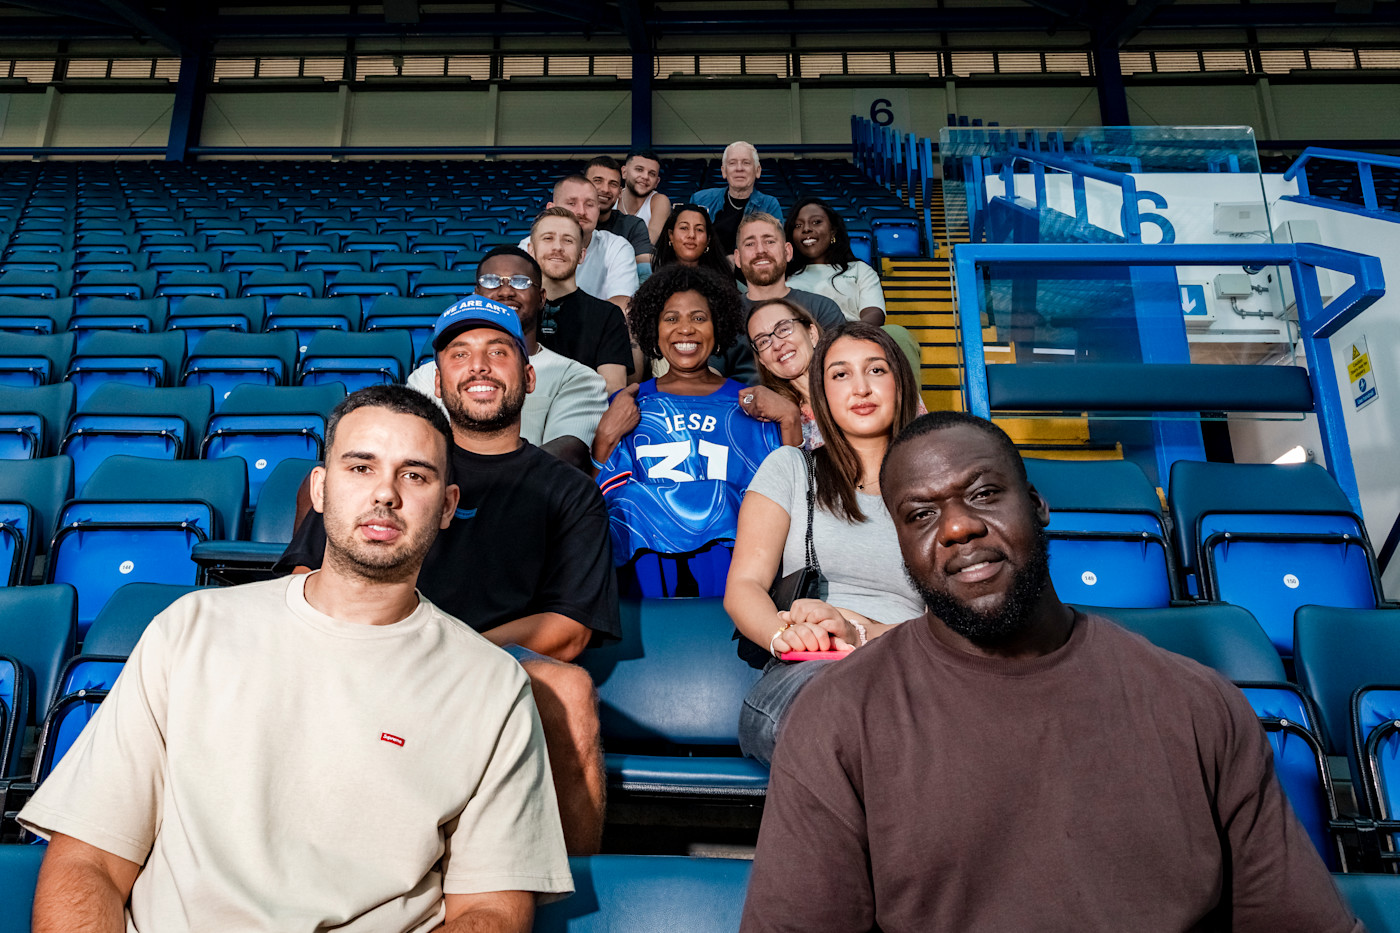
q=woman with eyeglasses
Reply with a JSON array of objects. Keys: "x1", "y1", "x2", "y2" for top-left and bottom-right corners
[
  {"x1": 740, "y1": 297, "x2": 926, "y2": 450},
  {"x1": 589, "y1": 264, "x2": 797, "y2": 597},
  {"x1": 653, "y1": 203, "x2": 735, "y2": 279},
  {"x1": 726, "y1": 321, "x2": 924, "y2": 765},
  {"x1": 784, "y1": 198, "x2": 886, "y2": 325}
]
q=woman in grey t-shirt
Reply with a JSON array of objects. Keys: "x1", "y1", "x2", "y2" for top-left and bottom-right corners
[{"x1": 726, "y1": 321, "x2": 925, "y2": 765}]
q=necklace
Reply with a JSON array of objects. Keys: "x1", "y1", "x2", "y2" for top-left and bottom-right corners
[{"x1": 726, "y1": 190, "x2": 749, "y2": 211}]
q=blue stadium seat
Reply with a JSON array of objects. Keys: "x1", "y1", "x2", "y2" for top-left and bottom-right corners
[
  {"x1": 1087, "y1": 604, "x2": 1285, "y2": 681},
  {"x1": 154, "y1": 271, "x2": 243, "y2": 319},
  {"x1": 202, "y1": 385, "x2": 341, "y2": 506},
  {"x1": 411, "y1": 234, "x2": 478, "y2": 263},
  {"x1": 69, "y1": 296, "x2": 167, "y2": 348},
  {"x1": 183, "y1": 330, "x2": 298, "y2": 406},
  {"x1": 69, "y1": 270, "x2": 158, "y2": 310},
  {"x1": 0, "y1": 271, "x2": 72, "y2": 300},
  {"x1": 192, "y1": 457, "x2": 319, "y2": 577},
  {"x1": 869, "y1": 215, "x2": 922, "y2": 258},
  {"x1": 0, "y1": 334, "x2": 74, "y2": 388},
  {"x1": 342, "y1": 230, "x2": 409, "y2": 262},
  {"x1": 0, "y1": 251, "x2": 73, "y2": 274},
  {"x1": 363, "y1": 295, "x2": 453, "y2": 361},
  {"x1": 374, "y1": 251, "x2": 445, "y2": 289},
  {"x1": 49, "y1": 456, "x2": 246, "y2": 635},
  {"x1": 147, "y1": 250, "x2": 222, "y2": 279},
  {"x1": 31, "y1": 690, "x2": 104, "y2": 783},
  {"x1": 0, "y1": 384, "x2": 76, "y2": 458},
  {"x1": 1333, "y1": 873, "x2": 1400, "y2": 933},
  {"x1": 205, "y1": 232, "x2": 272, "y2": 255},
  {"x1": 0, "y1": 502, "x2": 32, "y2": 586},
  {"x1": 65, "y1": 331, "x2": 185, "y2": 408},
  {"x1": 1350, "y1": 684, "x2": 1400, "y2": 837},
  {"x1": 411, "y1": 269, "x2": 476, "y2": 301},
  {"x1": 266, "y1": 295, "x2": 360, "y2": 356},
  {"x1": 1295, "y1": 605, "x2": 1400, "y2": 758},
  {"x1": 61, "y1": 384, "x2": 213, "y2": 489},
  {"x1": 575, "y1": 598, "x2": 769, "y2": 798},
  {"x1": 73, "y1": 247, "x2": 147, "y2": 277},
  {"x1": 1168, "y1": 461, "x2": 1381, "y2": 655},
  {"x1": 534, "y1": 855, "x2": 751, "y2": 933},
  {"x1": 297, "y1": 251, "x2": 370, "y2": 278},
  {"x1": 325, "y1": 270, "x2": 408, "y2": 316},
  {"x1": 0, "y1": 843, "x2": 45, "y2": 931},
  {"x1": 166, "y1": 294, "x2": 264, "y2": 351},
  {"x1": 0, "y1": 456, "x2": 73, "y2": 584},
  {"x1": 0, "y1": 297, "x2": 73, "y2": 336},
  {"x1": 238, "y1": 269, "x2": 325, "y2": 314},
  {"x1": 298, "y1": 330, "x2": 411, "y2": 392},
  {"x1": 1236, "y1": 681, "x2": 1341, "y2": 870},
  {"x1": 0, "y1": 585, "x2": 77, "y2": 776},
  {"x1": 274, "y1": 233, "x2": 340, "y2": 257},
  {"x1": 1025, "y1": 458, "x2": 1174, "y2": 608}
]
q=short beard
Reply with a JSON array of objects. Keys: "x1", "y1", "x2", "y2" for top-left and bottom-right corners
[
  {"x1": 745, "y1": 263, "x2": 785, "y2": 288},
  {"x1": 443, "y1": 378, "x2": 527, "y2": 434},
  {"x1": 910, "y1": 525, "x2": 1052, "y2": 648},
  {"x1": 321, "y1": 507, "x2": 437, "y2": 586}
]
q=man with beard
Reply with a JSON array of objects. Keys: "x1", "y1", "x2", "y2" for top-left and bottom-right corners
[
  {"x1": 24, "y1": 385, "x2": 573, "y2": 932},
  {"x1": 526, "y1": 209, "x2": 633, "y2": 394},
  {"x1": 712, "y1": 212, "x2": 845, "y2": 384},
  {"x1": 585, "y1": 156, "x2": 653, "y2": 264},
  {"x1": 278, "y1": 297, "x2": 618, "y2": 856},
  {"x1": 519, "y1": 175, "x2": 637, "y2": 312},
  {"x1": 405, "y1": 245, "x2": 607, "y2": 472},
  {"x1": 618, "y1": 149, "x2": 670, "y2": 248},
  {"x1": 740, "y1": 411, "x2": 1361, "y2": 933}
]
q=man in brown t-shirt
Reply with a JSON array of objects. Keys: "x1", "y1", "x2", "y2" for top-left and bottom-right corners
[{"x1": 741, "y1": 411, "x2": 1362, "y2": 933}]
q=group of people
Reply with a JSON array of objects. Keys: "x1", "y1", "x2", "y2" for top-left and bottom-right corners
[{"x1": 15, "y1": 142, "x2": 1365, "y2": 933}]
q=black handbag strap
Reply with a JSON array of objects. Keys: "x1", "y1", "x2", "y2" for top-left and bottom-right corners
[{"x1": 802, "y1": 449, "x2": 819, "y2": 575}]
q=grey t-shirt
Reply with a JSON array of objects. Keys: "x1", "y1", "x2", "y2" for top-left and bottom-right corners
[{"x1": 746, "y1": 444, "x2": 924, "y2": 627}]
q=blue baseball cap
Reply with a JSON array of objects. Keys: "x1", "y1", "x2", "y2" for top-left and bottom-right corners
[{"x1": 431, "y1": 295, "x2": 529, "y2": 356}]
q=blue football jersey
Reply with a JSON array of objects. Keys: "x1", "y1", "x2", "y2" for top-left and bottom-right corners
[{"x1": 599, "y1": 378, "x2": 782, "y2": 562}]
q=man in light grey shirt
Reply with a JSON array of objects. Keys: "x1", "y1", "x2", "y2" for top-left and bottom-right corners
[{"x1": 407, "y1": 247, "x2": 606, "y2": 474}]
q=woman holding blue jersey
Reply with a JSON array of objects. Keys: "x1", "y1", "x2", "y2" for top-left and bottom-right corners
[
  {"x1": 590, "y1": 264, "x2": 797, "y2": 597},
  {"x1": 727, "y1": 321, "x2": 924, "y2": 764}
]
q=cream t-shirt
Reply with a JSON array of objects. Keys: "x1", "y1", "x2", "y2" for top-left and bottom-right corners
[{"x1": 20, "y1": 574, "x2": 572, "y2": 932}]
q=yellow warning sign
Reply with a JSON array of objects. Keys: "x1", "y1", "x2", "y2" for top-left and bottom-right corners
[{"x1": 1348, "y1": 352, "x2": 1372, "y2": 382}]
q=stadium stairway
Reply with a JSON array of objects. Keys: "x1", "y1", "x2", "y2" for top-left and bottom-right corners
[{"x1": 880, "y1": 180, "x2": 1119, "y2": 461}]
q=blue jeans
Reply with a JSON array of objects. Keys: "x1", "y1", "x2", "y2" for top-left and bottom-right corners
[{"x1": 738, "y1": 658, "x2": 834, "y2": 766}]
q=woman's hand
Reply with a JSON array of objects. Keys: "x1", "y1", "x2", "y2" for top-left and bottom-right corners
[
  {"x1": 739, "y1": 385, "x2": 803, "y2": 447},
  {"x1": 591, "y1": 383, "x2": 641, "y2": 468},
  {"x1": 770, "y1": 598, "x2": 863, "y2": 653}
]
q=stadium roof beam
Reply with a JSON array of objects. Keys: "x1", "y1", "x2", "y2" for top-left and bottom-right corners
[
  {"x1": 1104, "y1": 0, "x2": 1177, "y2": 47},
  {"x1": 0, "y1": 0, "x2": 131, "y2": 30},
  {"x1": 94, "y1": 0, "x2": 182, "y2": 51},
  {"x1": 507, "y1": 0, "x2": 610, "y2": 28}
]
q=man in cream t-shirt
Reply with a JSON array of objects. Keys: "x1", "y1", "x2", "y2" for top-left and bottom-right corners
[{"x1": 21, "y1": 384, "x2": 572, "y2": 933}]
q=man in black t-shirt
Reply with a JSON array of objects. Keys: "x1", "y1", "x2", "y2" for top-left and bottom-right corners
[
  {"x1": 278, "y1": 296, "x2": 617, "y2": 856},
  {"x1": 528, "y1": 206, "x2": 635, "y2": 392},
  {"x1": 586, "y1": 156, "x2": 653, "y2": 263}
]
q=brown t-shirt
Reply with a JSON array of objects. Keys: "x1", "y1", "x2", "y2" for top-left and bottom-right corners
[{"x1": 741, "y1": 612, "x2": 1362, "y2": 933}]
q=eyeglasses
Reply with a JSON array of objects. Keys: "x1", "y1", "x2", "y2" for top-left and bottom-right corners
[
  {"x1": 750, "y1": 318, "x2": 801, "y2": 352},
  {"x1": 477, "y1": 273, "x2": 538, "y2": 290}
]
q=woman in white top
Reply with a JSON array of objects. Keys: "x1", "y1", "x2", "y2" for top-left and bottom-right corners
[
  {"x1": 726, "y1": 321, "x2": 924, "y2": 764},
  {"x1": 783, "y1": 198, "x2": 887, "y2": 325}
]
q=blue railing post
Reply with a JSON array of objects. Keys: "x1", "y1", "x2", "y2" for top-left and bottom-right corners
[{"x1": 920, "y1": 136, "x2": 936, "y2": 257}]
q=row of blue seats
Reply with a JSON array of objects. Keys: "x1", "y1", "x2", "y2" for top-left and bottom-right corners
[
  {"x1": 0, "y1": 268, "x2": 478, "y2": 314},
  {"x1": 0, "y1": 850, "x2": 1392, "y2": 933},
  {"x1": 0, "y1": 582, "x2": 1397, "y2": 874},
  {"x1": 1, "y1": 229, "x2": 521, "y2": 257},
  {"x1": 1026, "y1": 458, "x2": 1385, "y2": 658}
]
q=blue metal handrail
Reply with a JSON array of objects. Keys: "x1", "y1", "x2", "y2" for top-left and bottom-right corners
[
  {"x1": 995, "y1": 147, "x2": 1144, "y2": 242},
  {"x1": 1284, "y1": 146, "x2": 1400, "y2": 213},
  {"x1": 952, "y1": 242, "x2": 1386, "y2": 515}
]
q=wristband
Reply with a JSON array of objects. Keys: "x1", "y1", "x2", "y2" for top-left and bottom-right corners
[
  {"x1": 847, "y1": 619, "x2": 868, "y2": 647},
  {"x1": 590, "y1": 456, "x2": 608, "y2": 471}
]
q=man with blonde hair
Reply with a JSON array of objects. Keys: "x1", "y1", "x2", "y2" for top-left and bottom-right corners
[{"x1": 691, "y1": 141, "x2": 784, "y2": 254}]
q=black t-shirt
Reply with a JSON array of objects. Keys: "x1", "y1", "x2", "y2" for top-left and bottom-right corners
[
  {"x1": 598, "y1": 211, "x2": 654, "y2": 255},
  {"x1": 539, "y1": 288, "x2": 633, "y2": 374},
  {"x1": 712, "y1": 194, "x2": 749, "y2": 255},
  {"x1": 276, "y1": 441, "x2": 620, "y2": 642}
]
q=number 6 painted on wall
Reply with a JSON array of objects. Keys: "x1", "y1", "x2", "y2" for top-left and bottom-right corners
[
  {"x1": 870, "y1": 99, "x2": 894, "y2": 126},
  {"x1": 1123, "y1": 189, "x2": 1176, "y2": 244}
]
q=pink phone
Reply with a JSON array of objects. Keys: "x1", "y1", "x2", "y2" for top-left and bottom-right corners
[{"x1": 780, "y1": 650, "x2": 851, "y2": 661}]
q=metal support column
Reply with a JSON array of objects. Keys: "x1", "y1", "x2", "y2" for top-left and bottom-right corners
[
  {"x1": 166, "y1": 45, "x2": 207, "y2": 163},
  {"x1": 631, "y1": 51, "x2": 653, "y2": 152},
  {"x1": 1092, "y1": 37, "x2": 1130, "y2": 126}
]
